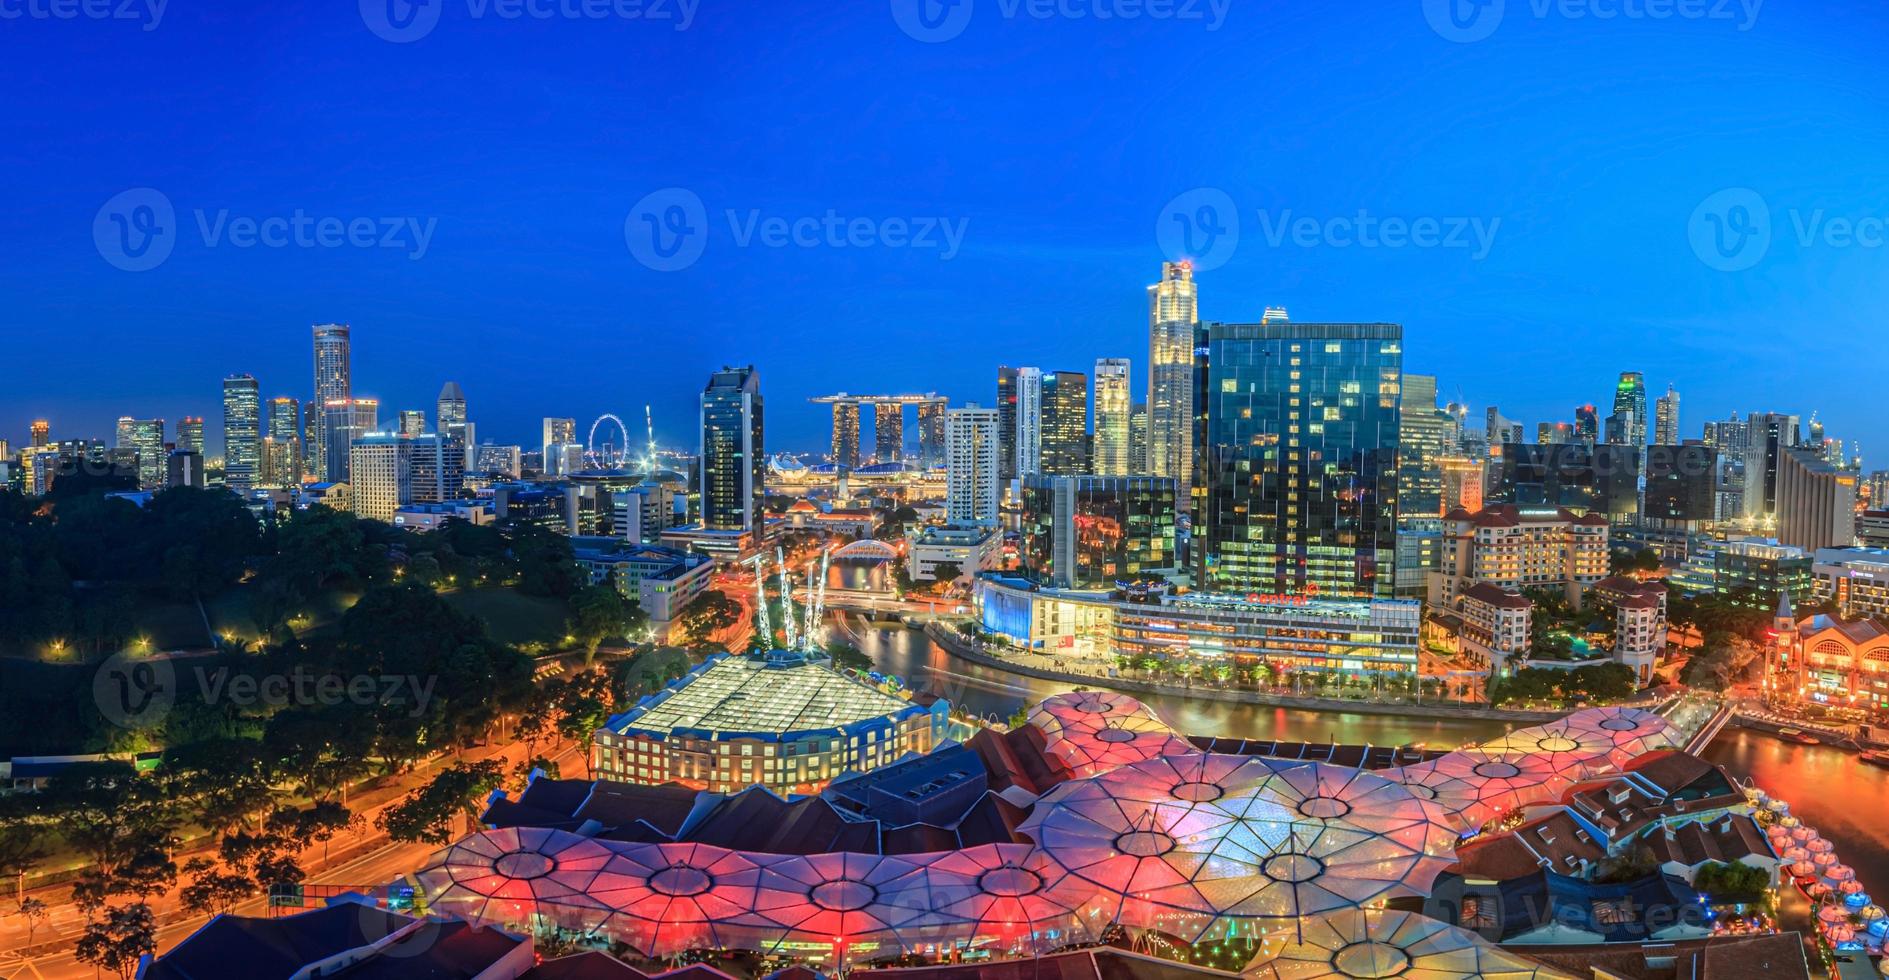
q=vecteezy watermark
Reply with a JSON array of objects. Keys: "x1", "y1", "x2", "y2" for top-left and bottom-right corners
[
  {"x1": 93, "y1": 188, "x2": 438, "y2": 271},
  {"x1": 624, "y1": 187, "x2": 969, "y2": 271},
  {"x1": 1688, "y1": 186, "x2": 1889, "y2": 272},
  {"x1": 359, "y1": 0, "x2": 696, "y2": 43},
  {"x1": 890, "y1": 0, "x2": 1229, "y2": 43},
  {"x1": 93, "y1": 651, "x2": 440, "y2": 729},
  {"x1": 1155, "y1": 187, "x2": 1500, "y2": 269},
  {"x1": 0, "y1": 0, "x2": 167, "y2": 31},
  {"x1": 1423, "y1": 0, "x2": 1761, "y2": 43}
]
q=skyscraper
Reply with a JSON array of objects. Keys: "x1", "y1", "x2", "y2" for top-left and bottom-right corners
[
  {"x1": 1147, "y1": 261, "x2": 1197, "y2": 500},
  {"x1": 1093, "y1": 358, "x2": 1131, "y2": 476},
  {"x1": 222, "y1": 374, "x2": 261, "y2": 490},
  {"x1": 830, "y1": 401, "x2": 860, "y2": 470},
  {"x1": 1654, "y1": 384, "x2": 1680, "y2": 446},
  {"x1": 1397, "y1": 374, "x2": 1451, "y2": 521},
  {"x1": 1013, "y1": 367, "x2": 1043, "y2": 477},
  {"x1": 1193, "y1": 321, "x2": 1403, "y2": 598},
  {"x1": 311, "y1": 323, "x2": 351, "y2": 478},
  {"x1": 177, "y1": 416, "x2": 204, "y2": 457},
  {"x1": 996, "y1": 367, "x2": 1019, "y2": 480},
  {"x1": 117, "y1": 418, "x2": 165, "y2": 489},
  {"x1": 30, "y1": 420, "x2": 50, "y2": 449},
  {"x1": 1038, "y1": 369, "x2": 1088, "y2": 476},
  {"x1": 945, "y1": 405, "x2": 999, "y2": 525},
  {"x1": 542, "y1": 417, "x2": 577, "y2": 477},
  {"x1": 1776, "y1": 446, "x2": 1858, "y2": 551},
  {"x1": 1128, "y1": 402, "x2": 1149, "y2": 474},
  {"x1": 1743, "y1": 412, "x2": 1802, "y2": 520},
  {"x1": 348, "y1": 433, "x2": 412, "y2": 522},
  {"x1": 916, "y1": 399, "x2": 946, "y2": 469},
  {"x1": 321, "y1": 398, "x2": 379, "y2": 483},
  {"x1": 873, "y1": 401, "x2": 903, "y2": 463},
  {"x1": 1573, "y1": 404, "x2": 1599, "y2": 444},
  {"x1": 398, "y1": 410, "x2": 427, "y2": 437},
  {"x1": 267, "y1": 397, "x2": 302, "y2": 485},
  {"x1": 1613, "y1": 371, "x2": 1648, "y2": 447},
  {"x1": 699, "y1": 367, "x2": 763, "y2": 533},
  {"x1": 438, "y1": 380, "x2": 470, "y2": 469}
]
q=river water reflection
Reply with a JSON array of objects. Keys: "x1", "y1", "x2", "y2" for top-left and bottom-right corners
[{"x1": 856, "y1": 623, "x2": 1889, "y2": 897}]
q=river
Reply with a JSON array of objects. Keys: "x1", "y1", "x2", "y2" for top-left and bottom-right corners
[{"x1": 853, "y1": 622, "x2": 1889, "y2": 904}]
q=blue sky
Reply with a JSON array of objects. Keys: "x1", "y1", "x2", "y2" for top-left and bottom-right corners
[{"x1": 2, "y1": 0, "x2": 1886, "y2": 459}]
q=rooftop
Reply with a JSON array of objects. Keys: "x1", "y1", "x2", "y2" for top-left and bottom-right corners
[{"x1": 608, "y1": 651, "x2": 921, "y2": 740}]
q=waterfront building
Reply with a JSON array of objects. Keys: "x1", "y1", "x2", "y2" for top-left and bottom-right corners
[
  {"x1": 1493, "y1": 441, "x2": 1641, "y2": 524},
  {"x1": 1613, "y1": 371, "x2": 1648, "y2": 447},
  {"x1": 1430, "y1": 504, "x2": 1610, "y2": 608},
  {"x1": 1587, "y1": 575, "x2": 1669, "y2": 686},
  {"x1": 176, "y1": 416, "x2": 204, "y2": 457},
  {"x1": 221, "y1": 373, "x2": 261, "y2": 490},
  {"x1": 592, "y1": 650, "x2": 948, "y2": 795},
  {"x1": 311, "y1": 322, "x2": 350, "y2": 477},
  {"x1": 1456, "y1": 581, "x2": 1532, "y2": 675},
  {"x1": 1192, "y1": 320, "x2": 1402, "y2": 598},
  {"x1": 1038, "y1": 369, "x2": 1089, "y2": 476},
  {"x1": 1654, "y1": 384, "x2": 1680, "y2": 446},
  {"x1": 1811, "y1": 547, "x2": 1889, "y2": 621},
  {"x1": 944, "y1": 404, "x2": 999, "y2": 526},
  {"x1": 699, "y1": 366, "x2": 763, "y2": 534},
  {"x1": 976, "y1": 576, "x2": 1421, "y2": 677},
  {"x1": 1018, "y1": 475, "x2": 1177, "y2": 589},
  {"x1": 1093, "y1": 358, "x2": 1131, "y2": 476},
  {"x1": 569, "y1": 538, "x2": 715, "y2": 627},
  {"x1": 1775, "y1": 445, "x2": 1858, "y2": 551},
  {"x1": 908, "y1": 523, "x2": 1000, "y2": 583},
  {"x1": 1773, "y1": 608, "x2": 1889, "y2": 711},
  {"x1": 1147, "y1": 261, "x2": 1197, "y2": 498}
]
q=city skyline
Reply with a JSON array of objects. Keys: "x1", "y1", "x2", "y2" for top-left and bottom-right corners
[{"x1": 5, "y1": 5, "x2": 1888, "y2": 456}]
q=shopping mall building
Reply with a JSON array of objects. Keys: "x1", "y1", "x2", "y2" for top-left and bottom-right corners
[{"x1": 972, "y1": 575, "x2": 1421, "y2": 676}]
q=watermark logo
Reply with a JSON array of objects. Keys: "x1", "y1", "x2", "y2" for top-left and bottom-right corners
[
  {"x1": 0, "y1": 0, "x2": 167, "y2": 30},
  {"x1": 360, "y1": 0, "x2": 697, "y2": 42},
  {"x1": 1156, "y1": 187, "x2": 1240, "y2": 272},
  {"x1": 624, "y1": 189, "x2": 971, "y2": 271},
  {"x1": 890, "y1": 0, "x2": 973, "y2": 42},
  {"x1": 892, "y1": 0, "x2": 1227, "y2": 41},
  {"x1": 1424, "y1": 0, "x2": 1761, "y2": 42},
  {"x1": 94, "y1": 187, "x2": 176, "y2": 273},
  {"x1": 1423, "y1": 0, "x2": 1504, "y2": 42},
  {"x1": 1688, "y1": 187, "x2": 1769, "y2": 271},
  {"x1": 359, "y1": 0, "x2": 443, "y2": 43},
  {"x1": 93, "y1": 650, "x2": 176, "y2": 729},
  {"x1": 625, "y1": 187, "x2": 708, "y2": 272},
  {"x1": 1156, "y1": 188, "x2": 1501, "y2": 267},
  {"x1": 93, "y1": 190, "x2": 440, "y2": 271}
]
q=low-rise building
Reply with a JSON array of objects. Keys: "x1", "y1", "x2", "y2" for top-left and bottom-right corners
[
  {"x1": 592, "y1": 650, "x2": 950, "y2": 796},
  {"x1": 393, "y1": 499, "x2": 493, "y2": 531},
  {"x1": 1860, "y1": 510, "x2": 1889, "y2": 549},
  {"x1": 1430, "y1": 505, "x2": 1610, "y2": 608},
  {"x1": 1812, "y1": 546, "x2": 1889, "y2": 621},
  {"x1": 1457, "y1": 582, "x2": 1532, "y2": 675},
  {"x1": 1587, "y1": 576, "x2": 1669, "y2": 686},
  {"x1": 1773, "y1": 609, "x2": 1889, "y2": 711},
  {"x1": 570, "y1": 538, "x2": 716, "y2": 627},
  {"x1": 1713, "y1": 536, "x2": 1814, "y2": 612},
  {"x1": 908, "y1": 524, "x2": 999, "y2": 584}
]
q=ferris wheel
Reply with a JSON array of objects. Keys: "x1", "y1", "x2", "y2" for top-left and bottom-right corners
[{"x1": 587, "y1": 413, "x2": 631, "y2": 468}]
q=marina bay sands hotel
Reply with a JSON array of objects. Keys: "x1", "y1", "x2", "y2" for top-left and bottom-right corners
[{"x1": 810, "y1": 393, "x2": 947, "y2": 470}]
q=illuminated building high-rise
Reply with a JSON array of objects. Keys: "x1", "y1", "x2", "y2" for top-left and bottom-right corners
[
  {"x1": 267, "y1": 397, "x2": 302, "y2": 485},
  {"x1": 311, "y1": 323, "x2": 351, "y2": 477},
  {"x1": 1147, "y1": 261, "x2": 1197, "y2": 500},
  {"x1": 117, "y1": 417, "x2": 165, "y2": 489},
  {"x1": 1193, "y1": 321, "x2": 1403, "y2": 598},
  {"x1": 1573, "y1": 404, "x2": 1599, "y2": 444},
  {"x1": 29, "y1": 420, "x2": 50, "y2": 449},
  {"x1": 699, "y1": 366, "x2": 763, "y2": 533},
  {"x1": 542, "y1": 417, "x2": 577, "y2": 477},
  {"x1": 915, "y1": 399, "x2": 946, "y2": 469},
  {"x1": 176, "y1": 416, "x2": 204, "y2": 457},
  {"x1": 1396, "y1": 374, "x2": 1451, "y2": 521},
  {"x1": 437, "y1": 381, "x2": 471, "y2": 468},
  {"x1": 945, "y1": 405, "x2": 999, "y2": 525},
  {"x1": 1039, "y1": 369, "x2": 1088, "y2": 476},
  {"x1": 321, "y1": 398, "x2": 379, "y2": 483},
  {"x1": 1013, "y1": 367, "x2": 1043, "y2": 477},
  {"x1": 399, "y1": 410, "x2": 427, "y2": 437},
  {"x1": 873, "y1": 401, "x2": 903, "y2": 463},
  {"x1": 830, "y1": 401, "x2": 860, "y2": 469},
  {"x1": 1093, "y1": 358, "x2": 1131, "y2": 476},
  {"x1": 1129, "y1": 402, "x2": 1148, "y2": 474},
  {"x1": 221, "y1": 374, "x2": 261, "y2": 490},
  {"x1": 1654, "y1": 384, "x2": 1680, "y2": 446},
  {"x1": 1612, "y1": 371, "x2": 1648, "y2": 447},
  {"x1": 1743, "y1": 412, "x2": 1801, "y2": 520}
]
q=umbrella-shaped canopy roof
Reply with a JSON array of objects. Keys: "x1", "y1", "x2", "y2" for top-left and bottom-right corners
[
  {"x1": 1391, "y1": 748, "x2": 1568, "y2": 826},
  {"x1": 1243, "y1": 908, "x2": 1573, "y2": 979},
  {"x1": 1560, "y1": 706, "x2": 1680, "y2": 765}
]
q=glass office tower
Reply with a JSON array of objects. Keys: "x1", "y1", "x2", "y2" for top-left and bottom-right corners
[
  {"x1": 1018, "y1": 475, "x2": 1177, "y2": 589},
  {"x1": 1192, "y1": 321, "x2": 1402, "y2": 598}
]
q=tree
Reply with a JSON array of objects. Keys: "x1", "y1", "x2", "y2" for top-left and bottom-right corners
[
  {"x1": 0, "y1": 818, "x2": 47, "y2": 899},
  {"x1": 75, "y1": 902, "x2": 156, "y2": 980},
  {"x1": 1694, "y1": 861, "x2": 1770, "y2": 902},
  {"x1": 14, "y1": 896, "x2": 48, "y2": 945},
  {"x1": 381, "y1": 760, "x2": 506, "y2": 846},
  {"x1": 617, "y1": 646, "x2": 696, "y2": 697},
  {"x1": 568, "y1": 584, "x2": 642, "y2": 664},
  {"x1": 179, "y1": 858, "x2": 254, "y2": 917},
  {"x1": 929, "y1": 561, "x2": 962, "y2": 591},
  {"x1": 677, "y1": 591, "x2": 742, "y2": 646}
]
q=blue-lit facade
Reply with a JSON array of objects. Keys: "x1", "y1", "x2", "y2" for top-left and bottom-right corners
[{"x1": 1192, "y1": 322, "x2": 1403, "y2": 599}]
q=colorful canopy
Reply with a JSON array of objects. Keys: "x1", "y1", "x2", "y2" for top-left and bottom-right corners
[
  {"x1": 1028, "y1": 689, "x2": 1158, "y2": 740},
  {"x1": 1558, "y1": 706, "x2": 1680, "y2": 765},
  {"x1": 1392, "y1": 748, "x2": 1568, "y2": 826},
  {"x1": 1244, "y1": 908, "x2": 1574, "y2": 979}
]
